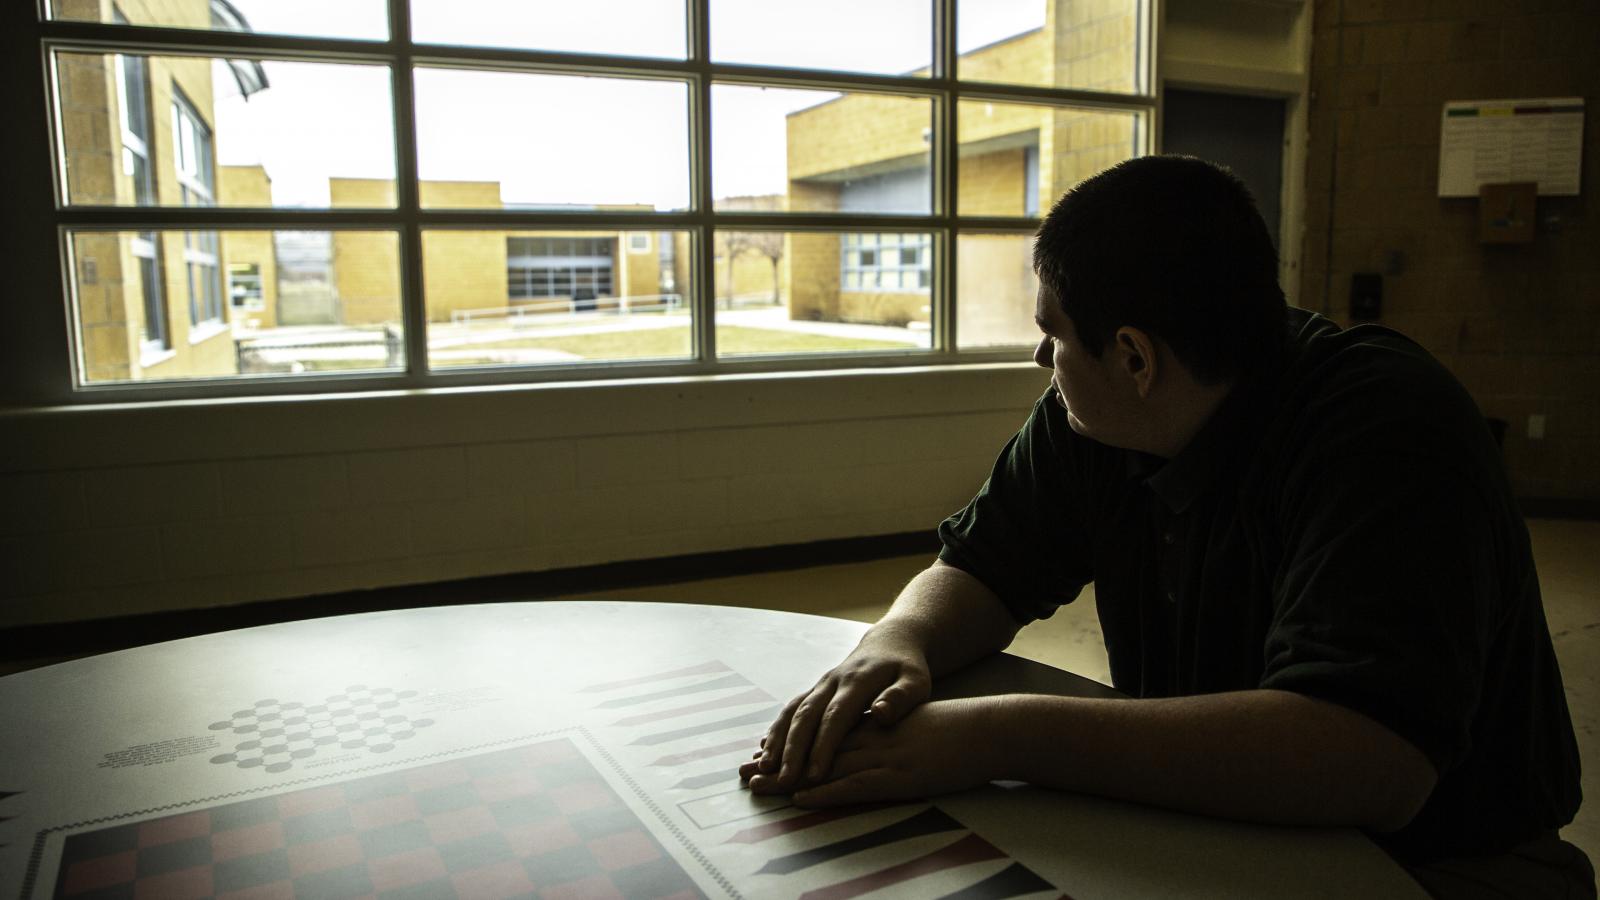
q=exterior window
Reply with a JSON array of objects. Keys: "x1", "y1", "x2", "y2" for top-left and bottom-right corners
[
  {"x1": 841, "y1": 233, "x2": 931, "y2": 292},
  {"x1": 171, "y1": 89, "x2": 215, "y2": 205},
  {"x1": 132, "y1": 232, "x2": 169, "y2": 352},
  {"x1": 229, "y1": 263, "x2": 263, "y2": 309},
  {"x1": 506, "y1": 236, "x2": 615, "y2": 308},
  {"x1": 171, "y1": 88, "x2": 223, "y2": 328},
  {"x1": 37, "y1": 1, "x2": 1154, "y2": 393},
  {"x1": 112, "y1": 11, "x2": 154, "y2": 205},
  {"x1": 183, "y1": 229, "x2": 223, "y2": 326}
]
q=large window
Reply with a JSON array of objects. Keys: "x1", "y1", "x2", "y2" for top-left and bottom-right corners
[{"x1": 28, "y1": 0, "x2": 1155, "y2": 400}]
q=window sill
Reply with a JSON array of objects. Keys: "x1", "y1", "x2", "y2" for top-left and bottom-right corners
[
  {"x1": 3, "y1": 361, "x2": 1047, "y2": 470},
  {"x1": 188, "y1": 321, "x2": 229, "y2": 345},
  {"x1": 138, "y1": 347, "x2": 176, "y2": 369}
]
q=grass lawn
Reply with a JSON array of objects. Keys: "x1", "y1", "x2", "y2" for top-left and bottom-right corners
[{"x1": 437, "y1": 324, "x2": 913, "y2": 363}]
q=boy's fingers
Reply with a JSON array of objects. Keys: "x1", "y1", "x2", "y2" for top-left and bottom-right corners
[
  {"x1": 758, "y1": 695, "x2": 803, "y2": 773},
  {"x1": 870, "y1": 672, "x2": 930, "y2": 725},
  {"x1": 777, "y1": 682, "x2": 837, "y2": 788},
  {"x1": 804, "y1": 682, "x2": 878, "y2": 782},
  {"x1": 794, "y1": 770, "x2": 896, "y2": 808}
]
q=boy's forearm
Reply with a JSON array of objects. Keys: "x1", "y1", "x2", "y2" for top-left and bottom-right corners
[
  {"x1": 988, "y1": 689, "x2": 1437, "y2": 832},
  {"x1": 872, "y1": 561, "x2": 1023, "y2": 679}
]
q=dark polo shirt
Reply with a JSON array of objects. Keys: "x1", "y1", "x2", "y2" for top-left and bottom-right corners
[{"x1": 938, "y1": 307, "x2": 1581, "y2": 863}]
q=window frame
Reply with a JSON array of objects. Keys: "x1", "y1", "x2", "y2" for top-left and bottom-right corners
[
  {"x1": 169, "y1": 86, "x2": 216, "y2": 207},
  {"x1": 111, "y1": 9, "x2": 155, "y2": 206},
  {"x1": 19, "y1": 0, "x2": 1157, "y2": 405}
]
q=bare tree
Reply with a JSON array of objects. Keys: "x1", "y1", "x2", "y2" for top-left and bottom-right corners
[
  {"x1": 715, "y1": 195, "x2": 785, "y2": 307},
  {"x1": 748, "y1": 232, "x2": 784, "y2": 304},
  {"x1": 718, "y1": 231, "x2": 753, "y2": 307}
]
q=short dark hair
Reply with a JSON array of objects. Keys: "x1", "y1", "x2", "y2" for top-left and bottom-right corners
[{"x1": 1033, "y1": 155, "x2": 1286, "y2": 384}]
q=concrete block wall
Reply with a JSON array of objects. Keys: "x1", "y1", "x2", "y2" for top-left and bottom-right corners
[
  {"x1": 0, "y1": 366, "x2": 1049, "y2": 627},
  {"x1": 959, "y1": 146, "x2": 1032, "y2": 217},
  {"x1": 1302, "y1": 0, "x2": 1600, "y2": 500},
  {"x1": 1052, "y1": 0, "x2": 1141, "y2": 94}
]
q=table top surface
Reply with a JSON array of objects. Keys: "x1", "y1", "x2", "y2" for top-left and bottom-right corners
[{"x1": 0, "y1": 601, "x2": 1425, "y2": 899}]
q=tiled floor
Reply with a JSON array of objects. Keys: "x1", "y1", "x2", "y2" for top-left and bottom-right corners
[{"x1": 563, "y1": 517, "x2": 1600, "y2": 865}]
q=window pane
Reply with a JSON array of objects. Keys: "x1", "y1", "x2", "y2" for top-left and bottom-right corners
[
  {"x1": 70, "y1": 229, "x2": 404, "y2": 384},
  {"x1": 716, "y1": 231, "x2": 932, "y2": 358},
  {"x1": 410, "y1": 0, "x2": 685, "y2": 58},
  {"x1": 958, "y1": 101, "x2": 1143, "y2": 216},
  {"x1": 49, "y1": 0, "x2": 388, "y2": 41},
  {"x1": 55, "y1": 53, "x2": 395, "y2": 207},
  {"x1": 713, "y1": 0, "x2": 929, "y2": 75},
  {"x1": 425, "y1": 230, "x2": 693, "y2": 369},
  {"x1": 957, "y1": 232, "x2": 1039, "y2": 349},
  {"x1": 415, "y1": 70, "x2": 689, "y2": 211},
  {"x1": 715, "y1": 85, "x2": 932, "y2": 214},
  {"x1": 958, "y1": 0, "x2": 1146, "y2": 93}
]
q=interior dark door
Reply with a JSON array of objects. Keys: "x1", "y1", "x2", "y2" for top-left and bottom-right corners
[{"x1": 1162, "y1": 87, "x2": 1286, "y2": 250}]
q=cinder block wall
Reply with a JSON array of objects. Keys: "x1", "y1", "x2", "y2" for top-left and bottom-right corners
[{"x1": 1302, "y1": 0, "x2": 1600, "y2": 500}]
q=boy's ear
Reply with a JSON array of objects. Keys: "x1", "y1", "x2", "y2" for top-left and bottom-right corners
[{"x1": 1115, "y1": 327, "x2": 1158, "y2": 398}]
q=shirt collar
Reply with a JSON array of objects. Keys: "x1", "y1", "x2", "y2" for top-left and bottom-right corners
[
  {"x1": 1137, "y1": 311, "x2": 1300, "y2": 514},
  {"x1": 1141, "y1": 375, "x2": 1271, "y2": 515}
]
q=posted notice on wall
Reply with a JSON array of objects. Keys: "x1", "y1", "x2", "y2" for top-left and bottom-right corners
[{"x1": 1437, "y1": 98, "x2": 1584, "y2": 197}]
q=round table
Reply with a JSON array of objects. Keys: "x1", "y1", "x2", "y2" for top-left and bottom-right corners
[{"x1": 0, "y1": 601, "x2": 1424, "y2": 898}]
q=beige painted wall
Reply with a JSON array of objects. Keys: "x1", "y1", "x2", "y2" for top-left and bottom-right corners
[{"x1": 0, "y1": 366, "x2": 1048, "y2": 627}]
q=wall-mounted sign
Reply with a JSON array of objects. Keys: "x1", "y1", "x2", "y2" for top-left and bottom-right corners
[{"x1": 1438, "y1": 98, "x2": 1583, "y2": 198}]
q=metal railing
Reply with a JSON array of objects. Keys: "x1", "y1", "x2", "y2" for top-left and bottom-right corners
[
  {"x1": 450, "y1": 294, "x2": 685, "y2": 324},
  {"x1": 236, "y1": 325, "x2": 404, "y2": 373}
]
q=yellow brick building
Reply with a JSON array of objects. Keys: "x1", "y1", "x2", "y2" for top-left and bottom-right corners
[
  {"x1": 325, "y1": 179, "x2": 685, "y2": 324},
  {"x1": 61, "y1": 0, "x2": 240, "y2": 382},
  {"x1": 218, "y1": 165, "x2": 278, "y2": 329},
  {"x1": 783, "y1": 0, "x2": 1141, "y2": 338}
]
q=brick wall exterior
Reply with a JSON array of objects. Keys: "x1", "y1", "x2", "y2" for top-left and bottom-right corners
[
  {"x1": 783, "y1": 1, "x2": 1141, "y2": 328},
  {"x1": 1303, "y1": 0, "x2": 1600, "y2": 500},
  {"x1": 327, "y1": 180, "x2": 668, "y2": 322},
  {"x1": 59, "y1": 0, "x2": 239, "y2": 382},
  {"x1": 218, "y1": 166, "x2": 279, "y2": 329}
]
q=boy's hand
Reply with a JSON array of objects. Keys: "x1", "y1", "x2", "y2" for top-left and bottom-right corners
[
  {"x1": 739, "y1": 626, "x2": 931, "y2": 793},
  {"x1": 790, "y1": 698, "x2": 1003, "y2": 806}
]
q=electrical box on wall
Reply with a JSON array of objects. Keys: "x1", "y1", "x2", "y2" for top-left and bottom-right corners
[
  {"x1": 1480, "y1": 182, "x2": 1537, "y2": 243},
  {"x1": 1350, "y1": 273, "x2": 1382, "y2": 321}
]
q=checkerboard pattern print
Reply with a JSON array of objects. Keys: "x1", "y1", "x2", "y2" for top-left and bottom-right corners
[
  {"x1": 208, "y1": 685, "x2": 434, "y2": 774},
  {"x1": 52, "y1": 738, "x2": 704, "y2": 899}
]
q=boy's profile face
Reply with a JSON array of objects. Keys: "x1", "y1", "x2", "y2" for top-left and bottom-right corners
[{"x1": 1033, "y1": 282, "x2": 1123, "y2": 444}]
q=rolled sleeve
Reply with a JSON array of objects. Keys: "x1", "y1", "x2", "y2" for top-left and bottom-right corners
[
  {"x1": 1260, "y1": 454, "x2": 1497, "y2": 775},
  {"x1": 937, "y1": 393, "x2": 1095, "y2": 625}
]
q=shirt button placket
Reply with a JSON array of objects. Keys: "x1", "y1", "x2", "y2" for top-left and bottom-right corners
[{"x1": 1160, "y1": 517, "x2": 1180, "y2": 603}]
